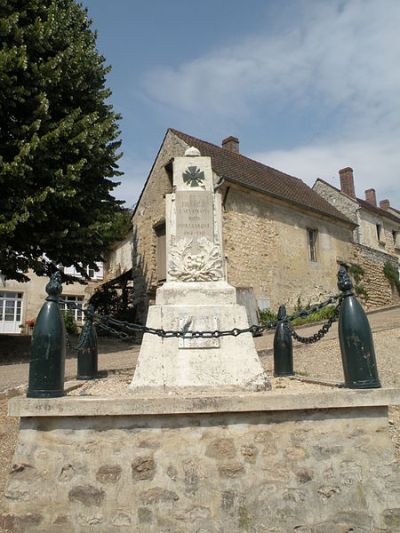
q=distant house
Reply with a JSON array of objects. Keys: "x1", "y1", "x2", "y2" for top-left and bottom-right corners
[
  {"x1": 0, "y1": 263, "x2": 103, "y2": 335},
  {"x1": 106, "y1": 129, "x2": 357, "y2": 323},
  {"x1": 313, "y1": 168, "x2": 400, "y2": 307}
]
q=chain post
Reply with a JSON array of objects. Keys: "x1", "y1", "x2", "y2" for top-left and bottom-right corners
[
  {"x1": 27, "y1": 272, "x2": 66, "y2": 398},
  {"x1": 77, "y1": 304, "x2": 98, "y2": 380},
  {"x1": 337, "y1": 266, "x2": 381, "y2": 389},
  {"x1": 273, "y1": 305, "x2": 294, "y2": 377}
]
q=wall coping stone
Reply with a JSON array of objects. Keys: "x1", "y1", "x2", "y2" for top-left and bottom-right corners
[{"x1": 9, "y1": 388, "x2": 400, "y2": 417}]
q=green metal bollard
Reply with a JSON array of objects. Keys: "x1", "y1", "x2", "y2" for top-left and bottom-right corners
[
  {"x1": 77, "y1": 304, "x2": 98, "y2": 380},
  {"x1": 337, "y1": 265, "x2": 381, "y2": 389},
  {"x1": 273, "y1": 305, "x2": 294, "y2": 377},
  {"x1": 27, "y1": 272, "x2": 66, "y2": 398}
]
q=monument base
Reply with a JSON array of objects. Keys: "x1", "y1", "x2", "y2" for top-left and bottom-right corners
[
  {"x1": 4, "y1": 389, "x2": 400, "y2": 532},
  {"x1": 130, "y1": 282, "x2": 270, "y2": 392}
]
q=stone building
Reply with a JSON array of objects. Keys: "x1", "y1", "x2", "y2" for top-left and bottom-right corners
[
  {"x1": 0, "y1": 265, "x2": 103, "y2": 335},
  {"x1": 110, "y1": 129, "x2": 357, "y2": 323},
  {"x1": 313, "y1": 168, "x2": 400, "y2": 308}
]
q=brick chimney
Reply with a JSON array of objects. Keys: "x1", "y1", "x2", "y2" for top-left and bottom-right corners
[
  {"x1": 380, "y1": 199, "x2": 390, "y2": 210},
  {"x1": 222, "y1": 136, "x2": 239, "y2": 153},
  {"x1": 339, "y1": 167, "x2": 355, "y2": 198},
  {"x1": 365, "y1": 188, "x2": 377, "y2": 207}
]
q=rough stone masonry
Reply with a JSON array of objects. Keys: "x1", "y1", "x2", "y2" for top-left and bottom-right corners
[{"x1": 3, "y1": 390, "x2": 400, "y2": 532}]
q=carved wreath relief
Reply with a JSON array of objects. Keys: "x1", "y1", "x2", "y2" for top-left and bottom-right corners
[{"x1": 168, "y1": 237, "x2": 223, "y2": 281}]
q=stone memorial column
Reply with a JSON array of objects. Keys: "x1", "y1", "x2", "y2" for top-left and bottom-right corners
[{"x1": 130, "y1": 147, "x2": 270, "y2": 393}]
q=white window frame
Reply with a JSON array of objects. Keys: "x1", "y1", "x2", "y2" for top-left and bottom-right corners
[
  {"x1": 0, "y1": 291, "x2": 24, "y2": 333},
  {"x1": 60, "y1": 295, "x2": 84, "y2": 323},
  {"x1": 63, "y1": 262, "x2": 103, "y2": 280}
]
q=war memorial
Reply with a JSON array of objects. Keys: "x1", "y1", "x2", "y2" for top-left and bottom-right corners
[{"x1": 3, "y1": 149, "x2": 400, "y2": 532}]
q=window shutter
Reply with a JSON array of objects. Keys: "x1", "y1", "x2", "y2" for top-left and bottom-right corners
[{"x1": 95, "y1": 262, "x2": 104, "y2": 279}]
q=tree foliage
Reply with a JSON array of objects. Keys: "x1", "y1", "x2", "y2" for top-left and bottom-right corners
[{"x1": 0, "y1": 0, "x2": 124, "y2": 281}]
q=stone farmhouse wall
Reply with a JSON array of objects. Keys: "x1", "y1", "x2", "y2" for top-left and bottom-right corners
[
  {"x1": 358, "y1": 208, "x2": 400, "y2": 255},
  {"x1": 313, "y1": 178, "x2": 400, "y2": 308},
  {"x1": 2, "y1": 272, "x2": 98, "y2": 333},
  {"x1": 313, "y1": 179, "x2": 359, "y2": 242},
  {"x1": 223, "y1": 185, "x2": 352, "y2": 312}
]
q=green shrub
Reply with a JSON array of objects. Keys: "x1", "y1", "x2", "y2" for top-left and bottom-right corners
[
  {"x1": 348, "y1": 263, "x2": 368, "y2": 300},
  {"x1": 348, "y1": 263, "x2": 364, "y2": 284},
  {"x1": 63, "y1": 310, "x2": 78, "y2": 335},
  {"x1": 259, "y1": 303, "x2": 336, "y2": 327},
  {"x1": 258, "y1": 308, "x2": 277, "y2": 324},
  {"x1": 383, "y1": 261, "x2": 400, "y2": 294},
  {"x1": 290, "y1": 304, "x2": 336, "y2": 327}
]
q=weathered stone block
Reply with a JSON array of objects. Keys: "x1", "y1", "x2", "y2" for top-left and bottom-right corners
[
  {"x1": 131, "y1": 456, "x2": 155, "y2": 481},
  {"x1": 68, "y1": 485, "x2": 105, "y2": 507},
  {"x1": 139, "y1": 487, "x2": 179, "y2": 505},
  {"x1": 138, "y1": 507, "x2": 152, "y2": 523},
  {"x1": 218, "y1": 462, "x2": 245, "y2": 478},
  {"x1": 96, "y1": 465, "x2": 122, "y2": 484},
  {"x1": 205, "y1": 438, "x2": 236, "y2": 459}
]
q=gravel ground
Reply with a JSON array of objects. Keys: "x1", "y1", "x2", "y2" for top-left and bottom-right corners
[
  {"x1": 67, "y1": 369, "x2": 332, "y2": 397},
  {"x1": 1, "y1": 306, "x2": 399, "y2": 505},
  {"x1": 0, "y1": 398, "x2": 20, "y2": 502}
]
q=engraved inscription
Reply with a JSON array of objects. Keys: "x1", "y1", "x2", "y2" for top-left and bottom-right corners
[{"x1": 176, "y1": 191, "x2": 213, "y2": 242}]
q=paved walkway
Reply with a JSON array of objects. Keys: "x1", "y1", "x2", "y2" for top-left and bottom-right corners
[{"x1": 0, "y1": 306, "x2": 399, "y2": 394}]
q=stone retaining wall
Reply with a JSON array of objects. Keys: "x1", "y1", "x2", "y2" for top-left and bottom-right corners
[
  {"x1": 2, "y1": 392, "x2": 400, "y2": 532},
  {"x1": 350, "y1": 243, "x2": 399, "y2": 308}
]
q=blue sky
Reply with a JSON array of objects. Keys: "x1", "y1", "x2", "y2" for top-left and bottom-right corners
[{"x1": 81, "y1": 0, "x2": 400, "y2": 209}]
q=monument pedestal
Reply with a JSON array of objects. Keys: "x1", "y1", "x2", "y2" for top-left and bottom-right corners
[{"x1": 130, "y1": 282, "x2": 269, "y2": 393}]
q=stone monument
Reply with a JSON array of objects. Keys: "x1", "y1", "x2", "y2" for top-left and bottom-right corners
[{"x1": 130, "y1": 147, "x2": 270, "y2": 392}]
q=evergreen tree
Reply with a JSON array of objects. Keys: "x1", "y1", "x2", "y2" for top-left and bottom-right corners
[{"x1": 0, "y1": 0, "x2": 124, "y2": 281}]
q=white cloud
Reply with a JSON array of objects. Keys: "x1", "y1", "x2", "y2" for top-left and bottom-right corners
[
  {"x1": 251, "y1": 137, "x2": 400, "y2": 206},
  {"x1": 142, "y1": 0, "x2": 400, "y2": 205},
  {"x1": 143, "y1": 0, "x2": 400, "y2": 130}
]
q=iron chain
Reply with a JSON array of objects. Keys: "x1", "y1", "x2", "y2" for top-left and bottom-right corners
[
  {"x1": 286, "y1": 298, "x2": 342, "y2": 344},
  {"x1": 59, "y1": 293, "x2": 342, "y2": 345}
]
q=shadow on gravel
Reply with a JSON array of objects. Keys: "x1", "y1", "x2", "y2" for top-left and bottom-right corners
[{"x1": 0, "y1": 334, "x2": 137, "y2": 366}]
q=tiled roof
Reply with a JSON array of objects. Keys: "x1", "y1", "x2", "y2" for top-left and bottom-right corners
[
  {"x1": 315, "y1": 178, "x2": 400, "y2": 224},
  {"x1": 170, "y1": 129, "x2": 353, "y2": 226}
]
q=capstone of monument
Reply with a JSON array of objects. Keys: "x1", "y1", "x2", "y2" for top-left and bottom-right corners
[{"x1": 130, "y1": 147, "x2": 270, "y2": 392}]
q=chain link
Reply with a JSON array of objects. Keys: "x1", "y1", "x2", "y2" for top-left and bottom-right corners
[
  {"x1": 60, "y1": 293, "x2": 342, "y2": 346},
  {"x1": 286, "y1": 298, "x2": 341, "y2": 344},
  {"x1": 95, "y1": 315, "x2": 277, "y2": 340},
  {"x1": 285, "y1": 294, "x2": 340, "y2": 322}
]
